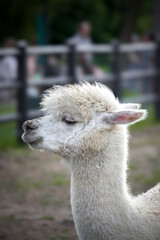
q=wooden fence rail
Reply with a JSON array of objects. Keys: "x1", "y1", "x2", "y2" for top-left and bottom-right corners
[{"x1": 0, "y1": 40, "x2": 160, "y2": 143}]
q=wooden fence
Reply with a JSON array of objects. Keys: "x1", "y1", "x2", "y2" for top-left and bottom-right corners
[{"x1": 0, "y1": 40, "x2": 160, "y2": 142}]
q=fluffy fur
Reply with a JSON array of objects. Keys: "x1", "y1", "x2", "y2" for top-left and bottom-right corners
[{"x1": 22, "y1": 82, "x2": 160, "y2": 240}]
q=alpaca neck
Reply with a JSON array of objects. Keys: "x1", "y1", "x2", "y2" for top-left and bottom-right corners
[
  {"x1": 70, "y1": 127, "x2": 132, "y2": 238},
  {"x1": 71, "y1": 127, "x2": 130, "y2": 203},
  {"x1": 71, "y1": 148, "x2": 130, "y2": 207}
]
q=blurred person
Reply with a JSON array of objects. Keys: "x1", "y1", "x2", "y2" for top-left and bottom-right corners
[
  {"x1": 66, "y1": 21, "x2": 105, "y2": 79},
  {"x1": 0, "y1": 38, "x2": 17, "y2": 81},
  {"x1": 66, "y1": 21, "x2": 93, "y2": 75},
  {"x1": 0, "y1": 38, "x2": 17, "y2": 101},
  {"x1": 27, "y1": 36, "x2": 38, "y2": 80},
  {"x1": 27, "y1": 37, "x2": 41, "y2": 99},
  {"x1": 67, "y1": 21, "x2": 92, "y2": 49},
  {"x1": 27, "y1": 54, "x2": 37, "y2": 80}
]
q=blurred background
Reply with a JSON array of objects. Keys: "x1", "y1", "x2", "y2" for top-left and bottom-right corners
[{"x1": 0, "y1": 0, "x2": 160, "y2": 239}]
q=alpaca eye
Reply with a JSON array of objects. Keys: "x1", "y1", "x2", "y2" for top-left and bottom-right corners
[{"x1": 62, "y1": 117, "x2": 77, "y2": 125}]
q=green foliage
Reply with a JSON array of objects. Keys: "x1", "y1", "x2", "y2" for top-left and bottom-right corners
[
  {"x1": 137, "y1": 0, "x2": 153, "y2": 34},
  {"x1": 0, "y1": 0, "x2": 154, "y2": 44},
  {"x1": 50, "y1": 0, "x2": 108, "y2": 43},
  {"x1": 0, "y1": 0, "x2": 41, "y2": 43}
]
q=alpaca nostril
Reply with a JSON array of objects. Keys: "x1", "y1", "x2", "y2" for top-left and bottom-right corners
[
  {"x1": 23, "y1": 120, "x2": 38, "y2": 132},
  {"x1": 26, "y1": 125, "x2": 34, "y2": 131}
]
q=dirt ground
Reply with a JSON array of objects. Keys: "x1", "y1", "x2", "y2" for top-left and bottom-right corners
[{"x1": 0, "y1": 124, "x2": 160, "y2": 240}]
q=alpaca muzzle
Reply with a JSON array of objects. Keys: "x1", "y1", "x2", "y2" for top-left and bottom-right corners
[{"x1": 22, "y1": 119, "x2": 42, "y2": 147}]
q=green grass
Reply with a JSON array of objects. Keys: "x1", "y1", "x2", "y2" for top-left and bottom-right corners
[
  {"x1": 135, "y1": 170, "x2": 160, "y2": 187},
  {"x1": 52, "y1": 173, "x2": 70, "y2": 186},
  {"x1": 0, "y1": 104, "x2": 16, "y2": 114},
  {"x1": 33, "y1": 172, "x2": 70, "y2": 190},
  {"x1": 122, "y1": 88, "x2": 158, "y2": 130},
  {"x1": 4, "y1": 214, "x2": 21, "y2": 224},
  {"x1": 42, "y1": 216, "x2": 55, "y2": 221},
  {"x1": 0, "y1": 103, "x2": 19, "y2": 150},
  {"x1": 0, "y1": 121, "x2": 18, "y2": 149},
  {"x1": 0, "y1": 167, "x2": 69, "y2": 203},
  {"x1": 130, "y1": 104, "x2": 157, "y2": 131},
  {"x1": 128, "y1": 163, "x2": 137, "y2": 171}
]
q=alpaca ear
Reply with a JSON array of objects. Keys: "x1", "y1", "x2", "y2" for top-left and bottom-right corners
[
  {"x1": 101, "y1": 110, "x2": 147, "y2": 125},
  {"x1": 121, "y1": 103, "x2": 141, "y2": 109}
]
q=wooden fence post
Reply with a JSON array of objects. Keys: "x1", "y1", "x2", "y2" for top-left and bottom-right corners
[
  {"x1": 112, "y1": 40, "x2": 122, "y2": 100},
  {"x1": 17, "y1": 41, "x2": 27, "y2": 143},
  {"x1": 155, "y1": 39, "x2": 160, "y2": 120},
  {"x1": 67, "y1": 43, "x2": 77, "y2": 84}
]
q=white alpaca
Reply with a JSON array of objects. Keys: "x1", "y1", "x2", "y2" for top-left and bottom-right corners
[{"x1": 22, "y1": 82, "x2": 160, "y2": 240}]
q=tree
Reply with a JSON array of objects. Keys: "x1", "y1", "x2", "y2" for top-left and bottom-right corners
[
  {"x1": 120, "y1": 0, "x2": 143, "y2": 42},
  {"x1": 49, "y1": 0, "x2": 107, "y2": 43},
  {"x1": 0, "y1": 0, "x2": 40, "y2": 43},
  {"x1": 0, "y1": 0, "x2": 154, "y2": 44}
]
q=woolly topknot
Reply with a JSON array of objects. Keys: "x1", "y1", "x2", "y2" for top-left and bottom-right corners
[{"x1": 41, "y1": 82, "x2": 120, "y2": 119}]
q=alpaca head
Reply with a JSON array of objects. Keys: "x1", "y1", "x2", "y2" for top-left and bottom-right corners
[{"x1": 22, "y1": 82, "x2": 147, "y2": 162}]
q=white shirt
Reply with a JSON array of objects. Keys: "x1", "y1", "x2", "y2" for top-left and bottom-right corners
[{"x1": 0, "y1": 56, "x2": 17, "y2": 81}]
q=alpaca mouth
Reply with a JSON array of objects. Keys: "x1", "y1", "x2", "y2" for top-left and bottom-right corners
[
  {"x1": 22, "y1": 132, "x2": 42, "y2": 146},
  {"x1": 27, "y1": 137, "x2": 42, "y2": 145}
]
